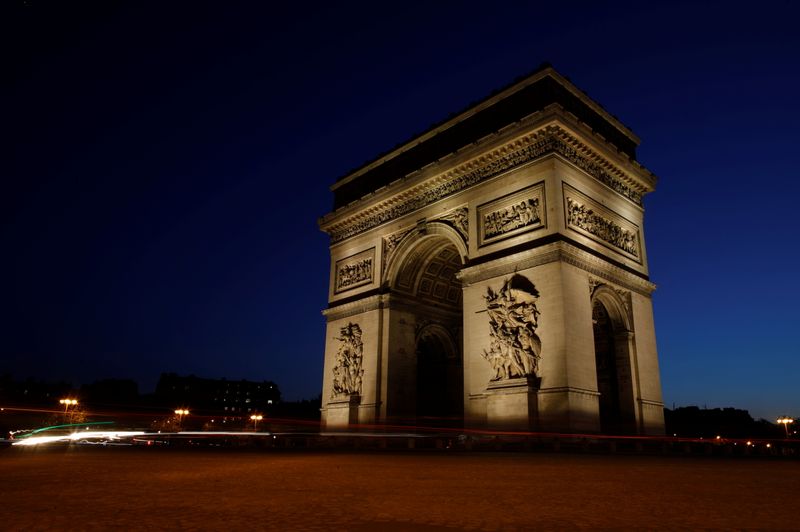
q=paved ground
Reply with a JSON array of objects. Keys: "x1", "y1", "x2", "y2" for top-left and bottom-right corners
[{"x1": 2, "y1": 448, "x2": 798, "y2": 530}]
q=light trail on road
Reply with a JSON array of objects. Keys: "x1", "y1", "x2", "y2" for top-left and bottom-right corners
[
  {"x1": 10, "y1": 430, "x2": 276, "y2": 446},
  {"x1": 12, "y1": 430, "x2": 146, "y2": 446}
]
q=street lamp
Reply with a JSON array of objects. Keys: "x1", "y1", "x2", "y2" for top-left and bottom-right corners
[
  {"x1": 174, "y1": 409, "x2": 190, "y2": 430},
  {"x1": 777, "y1": 417, "x2": 794, "y2": 438},
  {"x1": 250, "y1": 414, "x2": 263, "y2": 431},
  {"x1": 59, "y1": 398, "x2": 78, "y2": 423}
]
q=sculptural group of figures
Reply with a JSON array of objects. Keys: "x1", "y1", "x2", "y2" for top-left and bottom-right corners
[
  {"x1": 337, "y1": 259, "x2": 372, "y2": 289},
  {"x1": 331, "y1": 323, "x2": 364, "y2": 397},
  {"x1": 567, "y1": 198, "x2": 637, "y2": 256},
  {"x1": 484, "y1": 198, "x2": 540, "y2": 239},
  {"x1": 481, "y1": 275, "x2": 542, "y2": 380},
  {"x1": 440, "y1": 207, "x2": 469, "y2": 238}
]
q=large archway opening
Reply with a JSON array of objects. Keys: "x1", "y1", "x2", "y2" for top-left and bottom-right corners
[
  {"x1": 416, "y1": 324, "x2": 462, "y2": 425},
  {"x1": 592, "y1": 297, "x2": 636, "y2": 434},
  {"x1": 391, "y1": 232, "x2": 464, "y2": 427}
]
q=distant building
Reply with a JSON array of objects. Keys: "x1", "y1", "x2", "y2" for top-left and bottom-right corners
[
  {"x1": 0, "y1": 374, "x2": 73, "y2": 406},
  {"x1": 154, "y1": 373, "x2": 280, "y2": 417},
  {"x1": 664, "y1": 406, "x2": 781, "y2": 439},
  {"x1": 81, "y1": 378, "x2": 139, "y2": 407}
]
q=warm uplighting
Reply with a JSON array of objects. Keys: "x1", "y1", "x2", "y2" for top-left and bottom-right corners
[{"x1": 777, "y1": 416, "x2": 794, "y2": 438}]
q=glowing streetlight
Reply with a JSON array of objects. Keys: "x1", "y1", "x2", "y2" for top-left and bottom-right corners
[
  {"x1": 59, "y1": 398, "x2": 78, "y2": 412},
  {"x1": 174, "y1": 409, "x2": 190, "y2": 430},
  {"x1": 59, "y1": 398, "x2": 78, "y2": 423},
  {"x1": 250, "y1": 414, "x2": 263, "y2": 431},
  {"x1": 777, "y1": 417, "x2": 794, "y2": 438}
]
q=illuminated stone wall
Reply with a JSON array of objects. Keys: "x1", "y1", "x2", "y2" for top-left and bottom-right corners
[{"x1": 319, "y1": 67, "x2": 664, "y2": 434}]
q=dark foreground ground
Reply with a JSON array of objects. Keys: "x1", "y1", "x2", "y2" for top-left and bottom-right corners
[{"x1": 2, "y1": 448, "x2": 799, "y2": 530}]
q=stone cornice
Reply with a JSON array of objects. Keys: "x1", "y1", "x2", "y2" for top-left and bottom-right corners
[
  {"x1": 322, "y1": 294, "x2": 387, "y2": 322},
  {"x1": 382, "y1": 292, "x2": 461, "y2": 320},
  {"x1": 320, "y1": 122, "x2": 654, "y2": 245},
  {"x1": 538, "y1": 386, "x2": 601, "y2": 398},
  {"x1": 322, "y1": 292, "x2": 462, "y2": 322},
  {"x1": 457, "y1": 241, "x2": 656, "y2": 296}
]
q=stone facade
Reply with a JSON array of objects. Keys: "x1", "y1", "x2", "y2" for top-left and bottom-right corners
[{"x1": 319, "y1": 66, "x2": 665, "y2": 434}]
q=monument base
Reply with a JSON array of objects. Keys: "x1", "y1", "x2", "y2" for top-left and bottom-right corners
[
  {"x1": 324, "y1": 394, "x2": 360, "y2": 430},
  {"x1": 485, "y1": 377, "x2": 540, "y2": 431}
]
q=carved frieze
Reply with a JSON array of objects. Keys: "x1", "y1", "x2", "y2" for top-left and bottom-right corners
[
  {"x1": 552, "y1": 128, "x2": 643, "y2": 204},
  {"x1": 481, "y1": 274, "x2": 542, "y2": 381},
  {"x1": 485, "y1": 199, "x2": 540, "y2": 238},
  {"x1": 334, "y1": 248, "x2": 375, "y2": 293},
  {"x1": 478, "y1": 182, "x2": 545, "y2": 246},
  {"x1": 331, "y1": 323, "x2": 364, "y2": 398},
  {"x1": 564, "y1": 184, "x2": 640, "y2": 261},
  {"x1": 435, "y1": 206, "x2": 469, "y2": 242},
  {"x1": 325, "y1": 125, "x2": 646, "y2": 244}
]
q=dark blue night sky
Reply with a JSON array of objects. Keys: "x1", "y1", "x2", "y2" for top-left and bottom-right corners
[{"x1": 4, "y1": 1, "x2": 799, "y2": 420}]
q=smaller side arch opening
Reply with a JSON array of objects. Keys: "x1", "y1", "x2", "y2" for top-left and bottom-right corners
[{"x1": 591, "y1": 288, "x2": 637, "y2": 434}]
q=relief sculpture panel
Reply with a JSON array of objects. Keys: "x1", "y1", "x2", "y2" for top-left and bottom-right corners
[
  {"x1": 563, "y1": 184, "x2": 640, "y2": 261},
  {"x1": 331, "y1": 323, "x2": 364, "y2": 398},
  {"x1": 334, "y1": 248, "x2": 375, "y2": 293},
  {"x1": 478, "y1": 182, "x2": 545, "y2": 246},
  {"x1": 485, "y1": 198, "x2": 540, "y2": 239},
  {"x1": 435, "y1": 206, "x2": 469, "y2": 242},
  {"x1": 382, "y1": 228, "x2": 413, "y2": 277},
  {"x1": 481, "y1": 274, "x2": 542, "y2": 381}
]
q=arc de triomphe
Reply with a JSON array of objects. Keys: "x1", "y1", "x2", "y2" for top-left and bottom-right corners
[{"x1": 318, "y1": 66, "x2": 664, "y2": 434}]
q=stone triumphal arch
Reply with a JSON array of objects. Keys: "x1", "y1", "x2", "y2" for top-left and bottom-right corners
[{"x1": 319, "y1": 66, "x2": 664, "y2": 434}]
